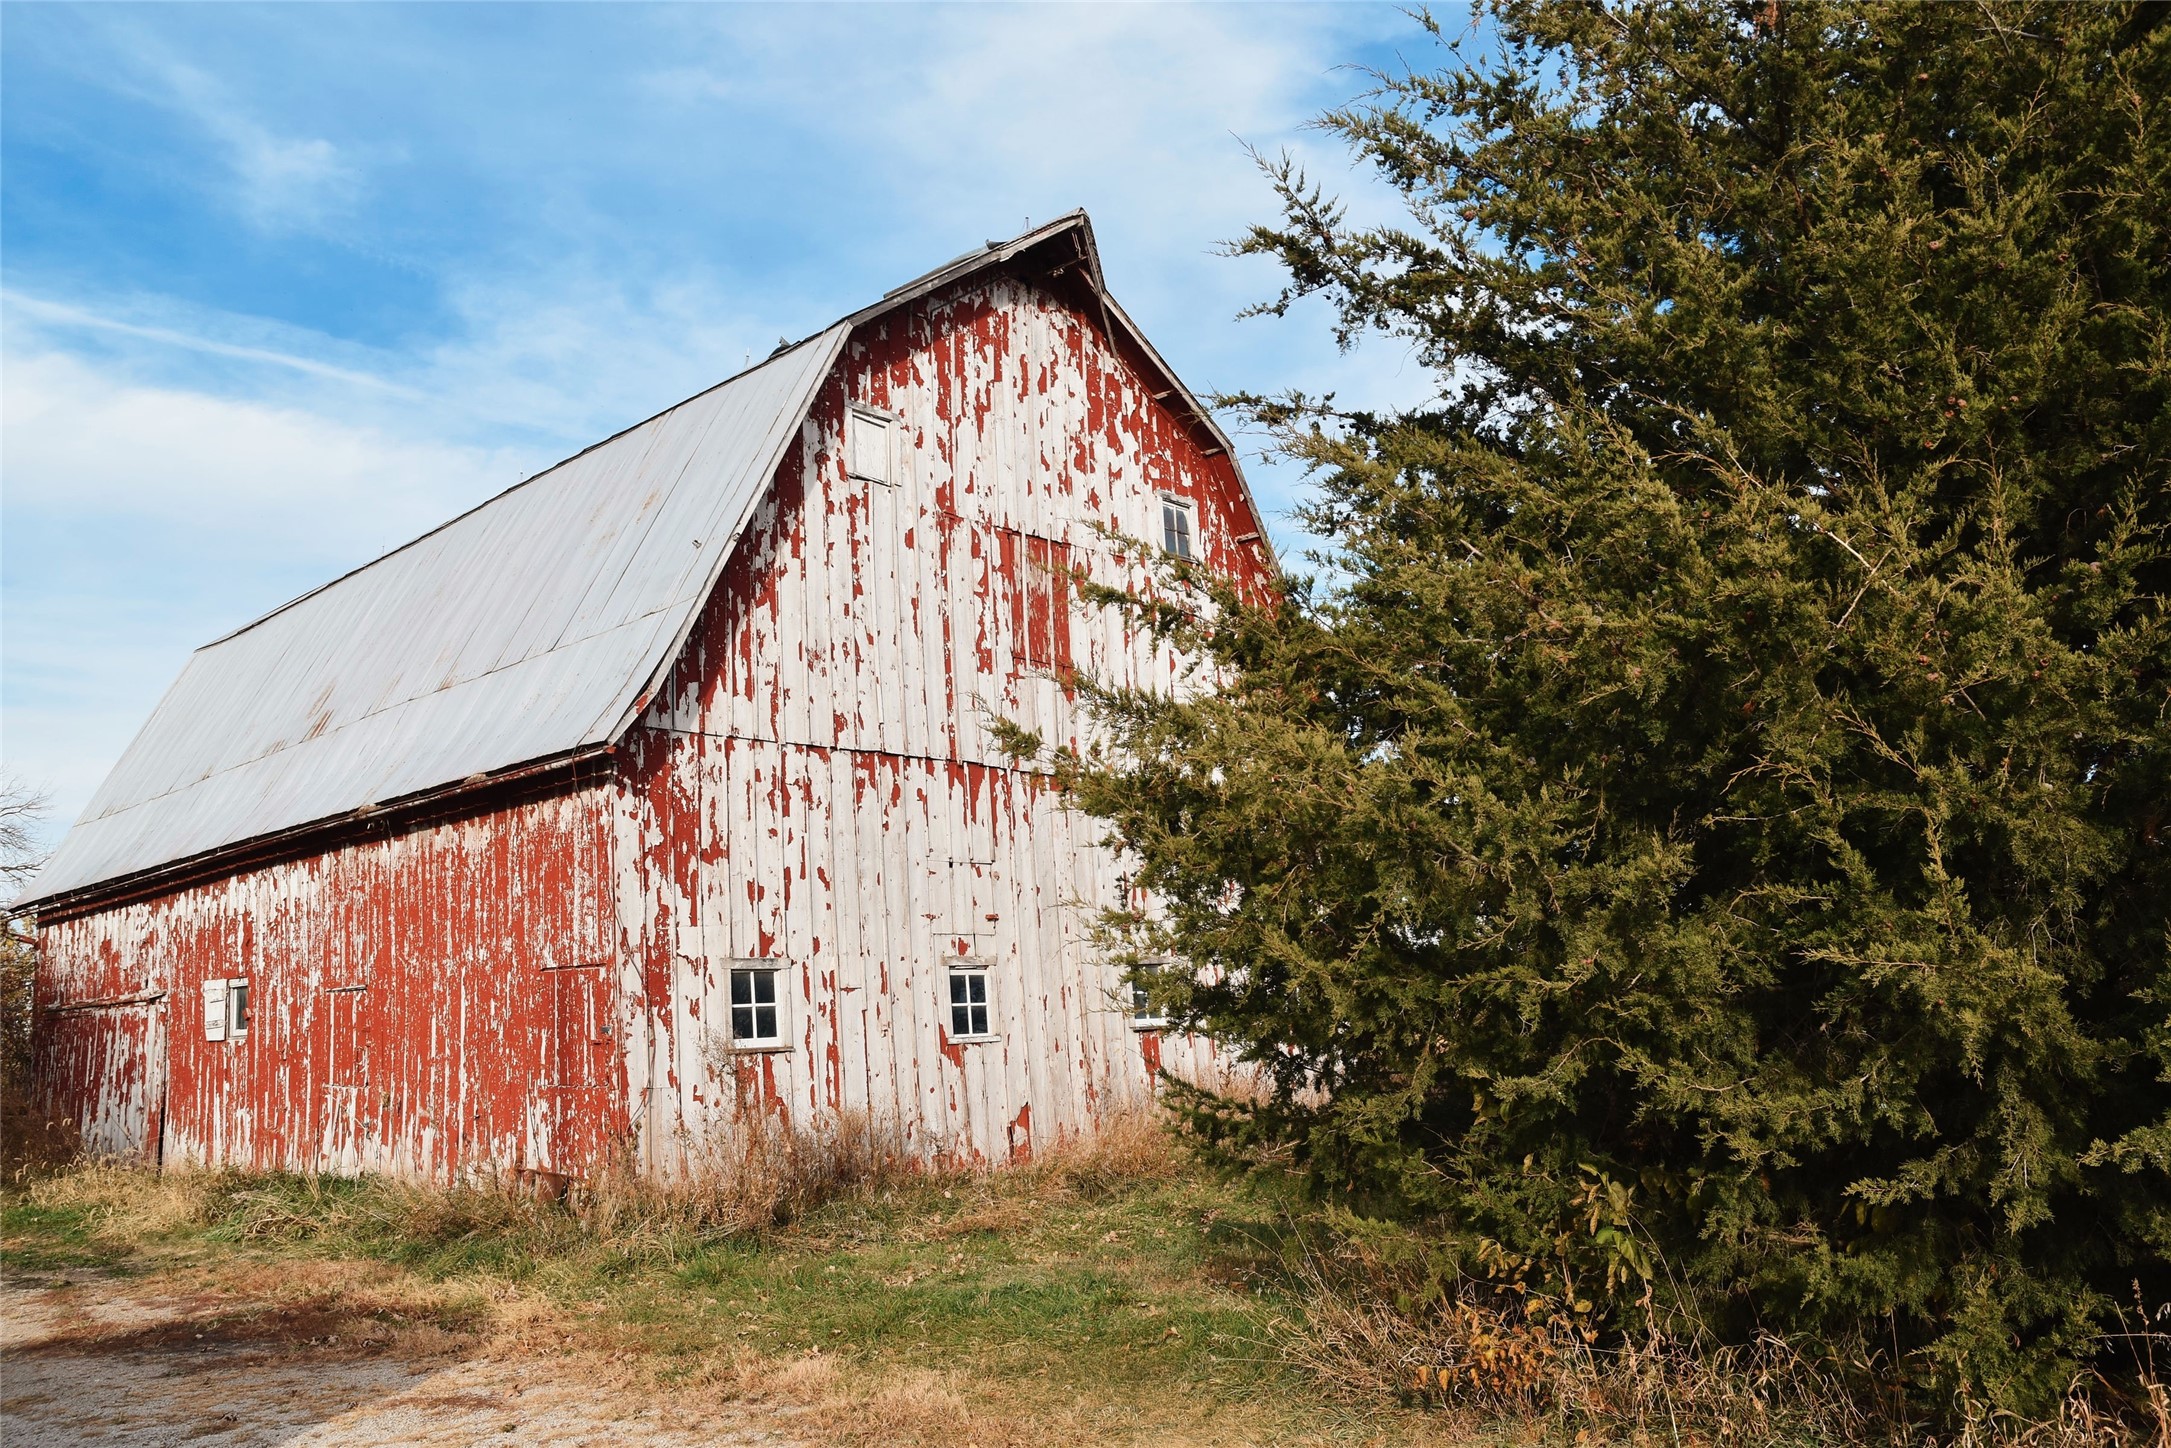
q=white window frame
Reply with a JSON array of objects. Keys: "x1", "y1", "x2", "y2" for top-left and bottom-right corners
[
  {"x1": 1127, "y1": 959, "x2": 1170, "y2": 1031},
  {"x1": 726, "y1": 961, "x2": 789, "y2": 1051},
  {"x1": 201, "y1": 977, "x2": 250, "y2": 1042},
  {"x1": 1159, "y1": 492, "x2": 1196, "y2": 560},
  {"x1": 944, "y1": 959, "x2": 997, "y2": 1043},
  {"x1": 846, "y1": 405, "x2": 898, "y2": 486}
]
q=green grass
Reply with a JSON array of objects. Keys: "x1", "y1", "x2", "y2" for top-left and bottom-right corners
[{"x1": 0, "y1": 1144, "x2": 1469, "y2": 1447}]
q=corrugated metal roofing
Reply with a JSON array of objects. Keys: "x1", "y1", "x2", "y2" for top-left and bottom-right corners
[{"x1": 21, "y1": 324, "x2": 850, "y2": 906}]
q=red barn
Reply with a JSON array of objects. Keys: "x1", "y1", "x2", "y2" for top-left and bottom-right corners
[{"x1": 17, "y1": 213, "x2": 1273, "y2": 1178}]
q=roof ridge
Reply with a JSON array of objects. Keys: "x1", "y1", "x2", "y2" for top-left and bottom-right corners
[{"x1": 199, "y1": 212, "x2": 1101, "y2": 654}]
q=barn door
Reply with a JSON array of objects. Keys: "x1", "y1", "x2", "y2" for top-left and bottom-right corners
[
  {"x1": 537, "y1": 964, "x2": 618, "y2": 1174},
  {"x1": 318, "y1": 986, "x2": 369, "y2": 1176},
  {"x1": 39, "y1": 998, "x2": 166, "y2": 1164}
]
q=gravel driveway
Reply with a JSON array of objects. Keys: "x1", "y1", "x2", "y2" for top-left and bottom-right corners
[{"x1": 0, "y1": 1274, "x2": 804, "y2": 1447}]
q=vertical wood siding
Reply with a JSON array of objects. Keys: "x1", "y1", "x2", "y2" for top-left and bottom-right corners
[
  {"x1": 32, "y1": 781, "x2": 623, "y2": 1177},
  {"x1": 625, "y1": 273, "x2": 1272, "y2": 1168}
]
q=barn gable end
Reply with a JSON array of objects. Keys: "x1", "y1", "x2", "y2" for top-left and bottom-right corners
[{"x1": 619, "y1": 263, "x2": 1271, "y2": 1168}]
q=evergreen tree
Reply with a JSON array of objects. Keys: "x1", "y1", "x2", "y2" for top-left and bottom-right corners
[{"x1": 1062, "y1": 0, "x2": 2170, "y2": 1411}]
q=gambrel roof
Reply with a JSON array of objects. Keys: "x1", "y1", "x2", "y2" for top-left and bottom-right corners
[{"x1": 19, "y1": 213, "x2": 1263, "y2": 909}]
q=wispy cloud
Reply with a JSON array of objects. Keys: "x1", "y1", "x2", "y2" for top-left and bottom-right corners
[
  {"x1": 104, "y1": 31, "x2": 367, "y2": 232},
  {"x1": 2, "y1": 348, "x2": 525, "y2": 532},
  {"x1": 3, "y1": 292, "x2": 419, "y2": 395}
]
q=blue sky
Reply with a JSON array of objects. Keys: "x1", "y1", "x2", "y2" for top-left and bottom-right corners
[{"x1": 3, "y1": 2, "x2": 1446, "y2": 853}]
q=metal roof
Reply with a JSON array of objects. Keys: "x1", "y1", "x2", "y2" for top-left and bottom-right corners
[
  {"x1": 21, "y1": 325, "x2": 849, "y2": 907},
  {"x1": 19, "y1": 211, "x2": 1270, "y2": 909}
]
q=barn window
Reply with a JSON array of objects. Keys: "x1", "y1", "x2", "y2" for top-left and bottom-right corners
[
  {"x1": 729, "y1": 964, "x2": 785, "y2": 1049},
  {"x1": 1128, "y1": 961, "x2": 1168, "y2": 1030},
  {"x1": 946, "y1": 962, "x2": 993, "y2": 1040},
  {"x1": 1160, "y1": 495, "x2": 1195, "y2": 559},
  {"x1": 200, "y1": 977, "x2": 250, "y2": 1042},
  {"x1": 847, "y1": 405, "x2": 896, "y2": 486}
]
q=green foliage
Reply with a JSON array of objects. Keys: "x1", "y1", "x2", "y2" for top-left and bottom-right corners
[{"x1": 1062, "y1": 0, "x2": 2171, "y2": 1416}]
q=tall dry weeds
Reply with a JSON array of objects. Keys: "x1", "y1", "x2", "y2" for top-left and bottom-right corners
[
  {"x1": 1013, "y1": 1108, "x2": 1183, "y2": 1198},
  {"x1": 0, "y1": 927, "x2": 78, "y2": 1179},
  {"x1": 1274, "y1": 1231, "x2": 2171, "y2": 1447},
  {"x1": 581, "y1": 1104, "x2": 914, "y2": 1240},
  {"x1": 17, "y1": 1104, "x2": 925, "y2": 1268}
]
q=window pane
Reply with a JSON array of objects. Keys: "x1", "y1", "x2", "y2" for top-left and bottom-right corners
[
  {"x1": 949, "y1": 968, "x2": 991, "y2": 1037},
  {"x1": 229, "y1": 981, "x2": 250, "y2": 1032},
  {"x1": 733, "y1": 1005, "x2": 755, "y2": 1040},
  {"x1": 753, "y1": 971, "x2": 776, "y2": 1006},
  {"x1": 1163, "y1": 502, "x2": 1193, "y2": 559},
  {"x1": 755, "y1": 1005, "x2": 777, "y2": 1040},
  {"x1": 731, "y1": 971, "x2": 752, "y2": 1006}
]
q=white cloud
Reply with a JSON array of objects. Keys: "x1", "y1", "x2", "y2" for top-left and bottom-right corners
[{"x1": 2, "y1": 348, "x2": 525, "y2": 548}]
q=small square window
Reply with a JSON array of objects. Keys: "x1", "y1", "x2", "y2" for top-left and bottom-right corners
[
  {"x1": 1161, "y1": 496, "x2": 1195, "y2": 559},
  {"x1": 947, "y1": 964, "x2": 992, "y2": 1039},
  {"x1": 847, "y1": 406, "x2": 896, "y2": 486},
  {"x1": 201, "y1": 977, "x2": 250, "y2": 1042},
  {"x1": 729, "y1": 965, "x2": 785, "y2": 1048}
]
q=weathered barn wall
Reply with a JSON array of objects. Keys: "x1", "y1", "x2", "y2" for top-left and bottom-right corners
[
  {"x1": 32, "y1": 778, "x2": 622, "y2": 1177},
  {"x1": 623, "y1": 273, "x2": 1272, "y2": 1168}
]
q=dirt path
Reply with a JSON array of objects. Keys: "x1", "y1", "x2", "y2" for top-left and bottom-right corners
[{"x1": 0, "y1": 1274, "x2": 806, "y2": 1447}]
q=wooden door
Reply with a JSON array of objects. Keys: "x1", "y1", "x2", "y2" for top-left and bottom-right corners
[
  {"x1": 39, "y1": 999, "x2": 166, "y2": 1164},
  {"x1": 318, "y1": 986, "x2": 369, "y2": 1176},
  {"x1": 537, "y1": 965, "x2": 619, "y2": 1173}
]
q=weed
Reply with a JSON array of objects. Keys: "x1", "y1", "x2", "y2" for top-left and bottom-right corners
[
  {"x1": 0, "y1": 928, "x2": 77, "y2": 1179},
  {"x1": 1273, "y1": 1224, "x2": 2171, "y2": 1446},
  {"x1": 581, "y1": 1105, "x2": 916, "y2": 1241}
]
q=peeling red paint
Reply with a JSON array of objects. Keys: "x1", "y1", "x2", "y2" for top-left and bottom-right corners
[
  {"x1": 34, "y1": 774, "x2": 624, "y2": 1177},
  {"x1": 1007, "y1": 1101, "x2": 1032, "y2": 1162}
]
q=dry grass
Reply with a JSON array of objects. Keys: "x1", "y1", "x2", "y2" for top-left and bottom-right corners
[
  {"x1": 25, "y1": 1160, "x2": 234, "y2": 1237},
  {"x1": 1018, "y1": 1108, "x2": 1186, "y2": 1195},
  {"x1": 17, "y1": 1111, "x2": 2171, "y2": 1446},
  {"x1": 1274, "y1": 1232, "x2": 2171, "y2": 1447},
  {"x1": 582, "y1": 1105, "x2": 918, "y2": 1239}
]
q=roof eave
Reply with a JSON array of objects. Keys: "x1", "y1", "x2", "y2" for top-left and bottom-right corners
[{"x1": 11, "y1": 741, "x2": 617, "y2": 920}]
